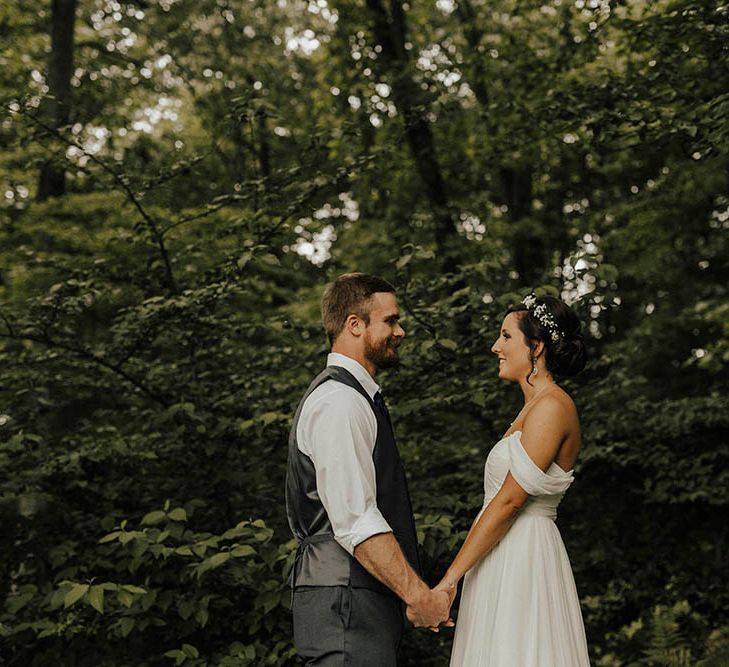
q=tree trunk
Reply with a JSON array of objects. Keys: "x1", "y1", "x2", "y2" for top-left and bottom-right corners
[
  {"x1": 456, "y1": 0, "x2": 557, "y2": 284},
  {"x1": 257, "y1": 108, "x2": 271, "y2": 180},
  {"x1": 37, "y1": 0, "x2": 77, "y2": 201},
  {"x1": 501, "y1": 167, "x2": 546, "y2": 284},
  {"x1": 363, "y1": 0, "x2": 456, "y2": 265}
]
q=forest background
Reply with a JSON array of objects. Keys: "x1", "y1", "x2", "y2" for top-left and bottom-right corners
[{"x1": 1, "y1": 0, "x2": 728, "y2": 665}]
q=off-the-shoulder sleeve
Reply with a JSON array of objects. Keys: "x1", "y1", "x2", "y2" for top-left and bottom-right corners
[{"x1": 507, "y1": 432, "x2": 574, "y2": 496}]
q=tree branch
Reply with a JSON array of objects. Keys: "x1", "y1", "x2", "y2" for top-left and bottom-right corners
[
  {"x1": 11, "y1": 104, "x2": 179, "y2": 294},
  {"x1": 0, "y1": 326, "x2": 171, "y2": 408}
]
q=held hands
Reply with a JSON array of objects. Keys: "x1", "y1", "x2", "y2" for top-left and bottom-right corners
[
  {"x1": 406, "y1": 585, "x2": 455, "y2": 632},
  {"x1": 434, "y1": 577, "x2": 458, "y2": 610}
]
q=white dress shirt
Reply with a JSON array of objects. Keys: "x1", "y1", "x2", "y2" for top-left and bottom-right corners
[{"x1": 296, "y1": 352, "x2": 393, "y2": 555}]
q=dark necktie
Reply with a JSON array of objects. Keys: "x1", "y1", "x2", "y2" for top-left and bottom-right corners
[{"x1": 373, "y1": 391, "x2": 393, "y2": 430}]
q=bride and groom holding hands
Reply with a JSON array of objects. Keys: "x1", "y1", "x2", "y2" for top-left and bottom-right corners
[{"x1": 286, "y1": 273, "x2": 590, "y2": 666}]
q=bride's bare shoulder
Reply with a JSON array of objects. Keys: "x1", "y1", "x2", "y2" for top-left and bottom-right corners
[
  {"x1": 552, "y1": 385, "x2": 578, "y2": 415},
  {"x1": 526, "y1": 387, "x2": 579, "y2": 432}
]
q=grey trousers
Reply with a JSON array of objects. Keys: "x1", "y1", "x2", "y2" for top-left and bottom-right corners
[{"x1": 292, "y1": 585, "x2": 405, "y2": 666}]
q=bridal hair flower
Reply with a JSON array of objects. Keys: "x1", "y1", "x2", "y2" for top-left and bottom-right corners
[{"x1": 523, "y1": 293, "x2": 563, "y2": 343}]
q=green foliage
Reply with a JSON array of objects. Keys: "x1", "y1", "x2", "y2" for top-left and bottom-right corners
[
  {"x1": 594, "y1": 600, "x2": 729, "y2": 667},
  {"x1": 2, "y1": 0, "x2": 728, "y2": 664},
  {"x1": 2, "y1": 503, "x2": 296, "y2": 665}
]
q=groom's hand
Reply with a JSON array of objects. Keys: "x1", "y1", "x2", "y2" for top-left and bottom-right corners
[
  {"x1": 406, "y1": 588, "x2": 454, "y2": 631},
  {"x1": 429, "y1": 582, "x2": 457, "y2": 632}
]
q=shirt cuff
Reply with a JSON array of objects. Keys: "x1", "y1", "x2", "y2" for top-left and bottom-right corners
[{"x1": 334, "y1": 507, "x2": 393, "y2": 556}]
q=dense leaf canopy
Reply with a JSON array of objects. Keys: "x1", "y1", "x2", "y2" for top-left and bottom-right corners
[{"x1": 1, "y1": 0, "x2": 728, "y2": 665}]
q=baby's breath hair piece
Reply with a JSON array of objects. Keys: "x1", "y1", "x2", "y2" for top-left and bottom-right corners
[{"x1": 522, "y1": 293, "x2": 563, "y2": 343}]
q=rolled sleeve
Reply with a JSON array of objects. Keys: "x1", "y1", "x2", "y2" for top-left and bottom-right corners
[
  {"x1": 297, "y1": 384, "x2": 393, "y2": 556},
  {"x1": 341, "y1": 505, "x2": 393, "y2": 555}
]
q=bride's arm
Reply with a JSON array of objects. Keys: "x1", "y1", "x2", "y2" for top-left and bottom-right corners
[
  {"x1": 436, "y1": 473, "x2": 526, "y2": 600},
  {"x1": 437, "y1": 398, "x2": 566, "y2": 597}
]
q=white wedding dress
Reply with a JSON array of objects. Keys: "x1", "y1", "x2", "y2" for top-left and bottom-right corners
[{"x1": 449, "y1": 431, "x2": 590, "y2": 666}]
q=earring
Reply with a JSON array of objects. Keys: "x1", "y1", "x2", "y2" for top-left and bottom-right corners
[{"x1": 531, "y1": 360, "x2": 538, "y2": 376}]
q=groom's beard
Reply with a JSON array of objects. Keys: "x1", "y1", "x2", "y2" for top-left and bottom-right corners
[{"x1": 364, "y1": 335, "x2": 401, "y2": 370}]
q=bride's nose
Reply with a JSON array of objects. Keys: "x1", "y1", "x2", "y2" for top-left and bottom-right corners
[{"x1": 490, "y1": 340, "x2": 499, "y2": 354}]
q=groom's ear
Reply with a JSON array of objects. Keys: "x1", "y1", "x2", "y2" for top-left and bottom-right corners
[{"x1": 344, "y1": 313, "x2": 363, "y2": 338}]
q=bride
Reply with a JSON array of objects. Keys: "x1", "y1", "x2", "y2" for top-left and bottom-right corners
[{"x1": 438, "y1": 294, "x2": 591, "y2": 666}]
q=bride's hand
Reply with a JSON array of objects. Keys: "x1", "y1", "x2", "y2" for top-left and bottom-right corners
[
  {"x1": 434, "y1": 577, "x2": 458, "y2": 609},
  {"x1": 406, "y1": 588, "x2": 453, "y2": 631},
  {"x1": 422, "y1": 583, "x2": 456, "y2": 632}
]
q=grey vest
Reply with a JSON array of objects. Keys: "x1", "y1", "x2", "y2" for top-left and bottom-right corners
[{"x1": 286, "y1": 366, "x2": 422, "y2": 597}]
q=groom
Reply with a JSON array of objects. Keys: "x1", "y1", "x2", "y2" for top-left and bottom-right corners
[{"x1": 286, "y1": 273, "x2": 452, "y2": 665}]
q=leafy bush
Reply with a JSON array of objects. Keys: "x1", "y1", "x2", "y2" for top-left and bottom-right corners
[{"x1": 2, "y1": 503, "x2": 296, "y2": 666}]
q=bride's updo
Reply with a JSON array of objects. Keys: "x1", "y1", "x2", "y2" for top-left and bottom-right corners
[{"x1": 507, "y1": 295, "x2": 587, "y2": 376}]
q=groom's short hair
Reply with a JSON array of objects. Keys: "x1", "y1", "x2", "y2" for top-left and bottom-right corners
[{"x1": 322, "y1": 273, "x2": 396, "y2": 345}]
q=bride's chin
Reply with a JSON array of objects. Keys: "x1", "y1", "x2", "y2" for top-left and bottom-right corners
[{"x1": 498, "y1": 369, "x2": 517, "y2": 382}]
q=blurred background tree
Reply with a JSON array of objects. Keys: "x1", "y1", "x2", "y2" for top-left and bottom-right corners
[{"x1": 1, "y1": 0, "x2": 727, "y2": 665}]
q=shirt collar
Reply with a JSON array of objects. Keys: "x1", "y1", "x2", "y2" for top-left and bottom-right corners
[{"x1": 327, "y1": 352, "x2": 380, "y2": 400}]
